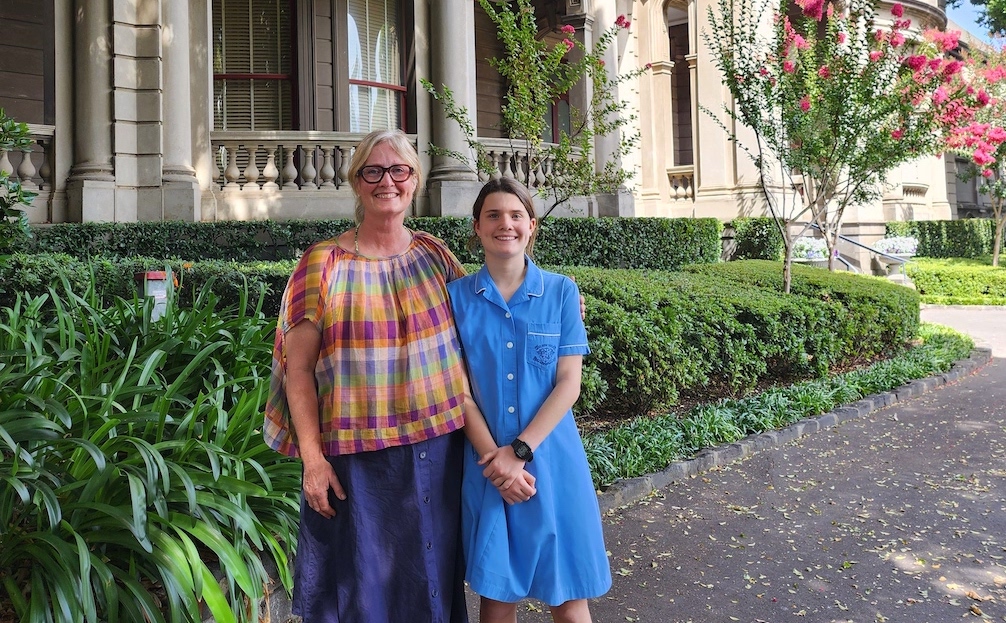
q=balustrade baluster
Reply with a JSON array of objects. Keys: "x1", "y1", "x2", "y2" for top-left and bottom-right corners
[
  {"x1": 224, "y1": 144, "x2": 241, "y2": 189},
  {"x1": 38, "y1": 142, "x2": 51, "y2": 191},
  {"x1": 337, "y1": 146, "x2": 350, "y2": 187},
  {"x1": 262, "y1": 146, "x2": 280, "y2": 189},
  {"x1": 16, "y1": 149, "x2": 37, "y2": 190},
  {"x1": 500, "y1": 152, "x2": 514, "y2": 179},
  {"x1": 282, "y1": 147, "x2": 299, "y2": 189},
  {"x1": 243, "y1": 146, "x2": 260, "y2": 189},
  {"x1": 320, "y1": 148, "x2": 336, "y2": 187},
  {"x1": 301, "y1": 147, "x2": 318, "y2": 190}
]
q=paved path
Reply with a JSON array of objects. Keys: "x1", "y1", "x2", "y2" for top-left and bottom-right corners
[{"x1": 465, "y1": 308, "x2": 1006, "y2": 622}]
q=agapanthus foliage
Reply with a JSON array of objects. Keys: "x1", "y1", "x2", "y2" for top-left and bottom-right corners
[
  {"x1": 706, "y1": 0, "x2": 990, "y2": 291},
  {"x1": 946, "y1": 45, "x2": 1006, "y2": 265}
]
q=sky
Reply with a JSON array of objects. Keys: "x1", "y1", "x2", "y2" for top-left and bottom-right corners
[{"x1": 944, "y1": 1, "x2": 995, "y2": 44}]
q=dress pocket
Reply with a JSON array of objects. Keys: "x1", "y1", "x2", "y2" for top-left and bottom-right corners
[{"x1": 526, "y1": 322, "x2": 561, "y2": 370}]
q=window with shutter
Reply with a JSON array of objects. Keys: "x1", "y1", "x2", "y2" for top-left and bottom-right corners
[
  {"x1": 347, "y1": 0, "x2": 404, "y2": 132},
  {"x1": 212, "y1": 0, "x2": 294, "y2": 130}
]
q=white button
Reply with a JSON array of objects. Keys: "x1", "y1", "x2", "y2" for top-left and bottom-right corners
[
  {"x1": 419, "y1": 451, "x2": 427, "y2": 459},
  {"x1": 506, "y1": 342, "x2": 513, "y2": 349},
  {"x1": 507, "y1": 373, "x2": 514, "y2": 380},
  {"x1": 508, "y1": 406, "x2": 515, "y2": 413},
  {"x1": 505, "y1": 312, "x2": 511, "y2": 318}
]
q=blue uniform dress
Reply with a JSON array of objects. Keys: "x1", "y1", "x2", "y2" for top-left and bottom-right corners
[{"x1": 447, "y1": 258, "x2": 612, "y2": 606}]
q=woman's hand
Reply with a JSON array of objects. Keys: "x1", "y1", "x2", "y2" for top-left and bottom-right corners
[
  {"x1": 302, "y1": 455, "x2": 346, "y2": 519},
  {"x1": 498, "y1": 470, "x2": 536, "y2": 504}
]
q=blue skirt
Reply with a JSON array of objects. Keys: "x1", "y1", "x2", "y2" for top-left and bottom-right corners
[{"x1": 292, "y1": 430, "x2": 468, "y2": 623}]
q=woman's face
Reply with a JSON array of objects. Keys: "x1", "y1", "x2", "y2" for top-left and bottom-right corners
[
  {"x1": 354, "y1": 142, "x2": 418, "y2": 219},
  {"x1": 474, "y1": 192, "x2": 536, "y2": 260}
]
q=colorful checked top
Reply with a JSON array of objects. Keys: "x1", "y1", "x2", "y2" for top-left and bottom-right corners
[{"x1": 263, "y1": 230, "x2": 468, "y2": 457}]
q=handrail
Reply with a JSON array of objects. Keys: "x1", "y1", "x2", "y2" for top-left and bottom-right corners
[{"x1": 809, "y1": 222, "x2": 910, "y2": 269}]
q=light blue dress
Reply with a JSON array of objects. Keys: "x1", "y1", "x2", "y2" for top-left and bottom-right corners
[{"x1": 447, "y1": 258, "x2": 612, "y2": 606}]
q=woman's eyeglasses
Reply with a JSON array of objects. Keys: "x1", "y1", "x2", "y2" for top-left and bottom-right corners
[{"x1": 357, "y1": 165, "x2": 415, "y2": 183}]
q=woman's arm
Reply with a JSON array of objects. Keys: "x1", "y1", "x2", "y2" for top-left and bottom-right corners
[{"x1": 285, "y1": 320, "x2": 346, "y2": 519}]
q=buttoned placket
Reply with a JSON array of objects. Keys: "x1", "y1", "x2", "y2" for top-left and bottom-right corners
[
  {"x1": 414, "y1": 438, "x2": 444, "y2": 622},
  {"x1": 500, "y1": 307, "x2": 520, "y2": 440}
]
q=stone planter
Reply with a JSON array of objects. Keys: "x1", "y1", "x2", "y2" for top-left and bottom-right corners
[{"x1": 792, "y1": 257, "x2": 830, "y2": 269}]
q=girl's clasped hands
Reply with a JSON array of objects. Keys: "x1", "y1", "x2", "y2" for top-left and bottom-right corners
[{"x1": 478, "y1": 449, "x2": 537, "y2": 504}]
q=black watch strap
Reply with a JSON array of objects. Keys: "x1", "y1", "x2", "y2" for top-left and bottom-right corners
[{"x1": 511, "y1": 438, "x2": 534, "y2": 463}]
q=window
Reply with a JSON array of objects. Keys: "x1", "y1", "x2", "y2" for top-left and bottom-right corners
[
  {"x1": 212, "y1": 0, "x2": 295, "y2": 130},
  {"x1": 542, "y1": 97, "x2": 571, "y2": 143},
  {"x1": 347, "y1": 0, "x2": 404, "y2": 131}
]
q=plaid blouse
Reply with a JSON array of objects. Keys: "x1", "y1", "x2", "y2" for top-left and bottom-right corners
[{"x1": 263, "y1": 231, "x2": 467, "y2": 456}]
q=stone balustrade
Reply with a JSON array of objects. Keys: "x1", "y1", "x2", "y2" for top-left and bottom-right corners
[
  {"x1": 477, "y1": 138, "x2": 563, "y2": 188},
  {"x1": 0, "y1": 124, "x2": 55, "y2": 222},
  {"x1": 666, "y1": 165, "x2": 695, "y2": 201}
]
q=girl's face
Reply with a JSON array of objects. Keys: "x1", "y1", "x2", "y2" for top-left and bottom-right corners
[{"x1": 474, "y1": 192, "x2": 537, "y2": 260}]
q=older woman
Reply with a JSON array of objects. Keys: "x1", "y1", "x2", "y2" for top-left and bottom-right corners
[{"x1": 263, "y1": 129, "x2": 469, "y2": 622}]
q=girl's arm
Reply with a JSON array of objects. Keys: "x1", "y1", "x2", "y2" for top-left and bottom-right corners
[
  {"x1": 480, "y1": 354, "x2": 582, "y2": 479},
  {"x1": 460, "y1": 373, "x2": 538, "y2": 503}
]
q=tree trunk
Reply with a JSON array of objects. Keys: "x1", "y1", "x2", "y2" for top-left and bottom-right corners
[{"x1": 994, "y1": 215, "x2": 1004, "y2": 268}]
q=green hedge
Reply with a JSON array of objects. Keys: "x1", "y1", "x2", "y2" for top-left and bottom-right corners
[
  {"x1": 906, "y1": 257, "x2": 1006, "y2": 301},
  {"x1": 682, "y1": 260, "x2": 920, "y2": 361},
  {"x1": 27, "y1": 216, "x2": 723, "y2": 270},
  {"x1": 887, "y1": 219, "x2": 1000, "y2": 258},
  {"x1": 729, "y1": 216, "x2": 784, "y2": 260},
  {"x1": 2, "y1": 254, "x2": 919, "y2": 424}
]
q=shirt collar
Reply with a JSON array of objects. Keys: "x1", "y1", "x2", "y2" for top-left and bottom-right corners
[{"x1": 473, "y1": 256, "x2": 544, "y2": 303}]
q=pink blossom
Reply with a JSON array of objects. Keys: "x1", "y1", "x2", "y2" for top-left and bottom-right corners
[
  {"x1": 645, "y1": 62, "x2": 652, "y2": 69},
  {"x1": 890, "y1": 32, "x2": 905, "y2": 47},
  {"x1": 891, "y1": 3, "x2": 904, "y2": 17},
  {"x1": 875, "y1": 29, "x2": 886, "y2": 42},
  {"x1": 597, "y1": 59, "x2": 605, "y2": 67},
  {"x1": 783, "y1": 60, "x2": 796, "y2": 73},
  {"x1": 759, "y1": 66, "x2": 770, "y2": 76},
  {"x1": 892, "y1": 128, "x2": 904, "y2": 139},
  {"x1": 925, "y1": 28, "x2": 960, "y2": 52},
  {"x1": 615, "y1": 14, "x2": 631, "y2": 29},
  {"x1": 818, "y1": 65, "x2": 831, "y2": 78},
  {"x1": 561, "y1": 38, "x2": 574, "y2": 51},
  {"x1": 827, "y1": 2, "x2": 834, "y2": 17},
  {"x1": 837, "y1": 32, "x2": 846, "y2": 43},
  {"x1": 869, "y1": 50, "x2": 883, "y2": 61},
  {"x1": 928, "y1": 58, "x2": 943, "y2": 71},
  {"x1": 795, "y1": 0, "x2": 826, "y2": 20},
  {"x1": 978, "y1": 89, "x2": 991, "y2": 105},
  {"x1": 974, "y1": 149, "x2": 995, "y2": 166},
  {"x1": 933, "y1": 86, "x2": 948, "y2": 105},
  {"x1": 984, "y1": 66, "x2": 1006, "y2": 82},
  {"x1": 561, "y1": 24, "x2": 576, "y2": 35},
  {"x1": 984, "y1": 168, "x2": 995, "y2": 178},
  {"x1": 799, "y1": 96, "x2": 811, "y2": 111},
  {"x1": 904, "y1": 55, "x2": 927, "y2": 71},
  {"x1": 791, "y1": 34, "x2": 810, "y2": 50},
  {"x1": 989, "y1": 127, "x2": 1006, "y2": 142}
]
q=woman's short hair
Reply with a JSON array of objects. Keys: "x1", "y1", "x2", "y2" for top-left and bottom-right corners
[
  {"x1": 468, "y1": 177, "x2": 539, "y2": 258},
  {"x1": 348, "y1": 129, "x2": 422, "y2": 224}
]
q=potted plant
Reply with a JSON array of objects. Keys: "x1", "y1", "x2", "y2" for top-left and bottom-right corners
[
  {"x1": 791, "y1": 236, "x2": 831, "y2": 268},
  {"x1": 873, "y1": 235, "x2": 918, "y2": 275}
]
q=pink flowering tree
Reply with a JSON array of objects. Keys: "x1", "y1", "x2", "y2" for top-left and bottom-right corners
[
  {"x1": 423, "y1": 0, "x2": 648, "y2": 216},
  {"x1": 946, "y1": 47, "x2": 1006, "y2": 265},
  {"x1": 706, "y1": 0, "x2": 984, "y2": 291}
]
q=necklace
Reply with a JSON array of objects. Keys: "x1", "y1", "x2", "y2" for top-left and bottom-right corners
[{"x1": 354, "y1": 226, "x2": 412, "y2": 256}]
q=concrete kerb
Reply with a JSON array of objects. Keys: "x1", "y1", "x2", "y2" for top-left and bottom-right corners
[{"x1": 597, "y1": 347, "x2": 994, "y2": 515}]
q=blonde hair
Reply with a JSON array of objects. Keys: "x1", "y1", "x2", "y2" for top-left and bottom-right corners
[
  {"x1": 468, "y1": 178, "x2": 539, "y2": 258},
  {"x1": 348, "y1": 129, "x2": 422, "y2": 224}
]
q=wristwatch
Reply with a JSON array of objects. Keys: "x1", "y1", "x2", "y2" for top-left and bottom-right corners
[{"x1": 511, "y1": 438, "x2": 534, "y2": 463}]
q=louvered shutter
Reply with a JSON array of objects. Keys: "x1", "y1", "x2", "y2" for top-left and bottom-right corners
[
  {"x1": 212, "y1": 0, "x2": 293, "y2": 130},
  {"x1": 346, "y1": 0, "x2": 403, "y2": 131}
]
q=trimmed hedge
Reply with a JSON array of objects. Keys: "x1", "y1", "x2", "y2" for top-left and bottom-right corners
[
  {"x1": 887, "y1": 219, "x2": 1001, "y2": 258},
  {"x1": 2, "y1": 254, "x2": 919, "y2": 424},
  {"x1": 730, "y1": 216, "x2": 784, "y2": 260},
  {"x1": 27, "y1": 216, "x2": 723, "y2": 270},
  {"x1": 906, "y1": 257, "x2": 1006, "y2": 301},
  {"x1": 682, "y1": 260, "x2": 920, "y2": 361}
]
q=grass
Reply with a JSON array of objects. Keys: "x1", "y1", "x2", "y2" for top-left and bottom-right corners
[{"x1": 582, "y1": 323, "x2": 974, "y2": 489}]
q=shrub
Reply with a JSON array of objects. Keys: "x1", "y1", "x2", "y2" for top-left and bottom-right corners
[
  {"x1": 0, "y1": 277, "x2": 300, "y2": 622},
  {"x1": 907, "y1": 256, "x2": 1006, "y2": 301},
  {"x1": 730, "y1": 216, "x2": 784, "y2": 260},
  {"x1": 887, "y1": 220, "x2": 997, "y2": 258},
  {"x1": 27, "y1": 217, "x2": 723, "y2": 270}
]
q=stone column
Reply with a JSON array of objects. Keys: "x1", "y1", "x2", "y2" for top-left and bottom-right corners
[
  {"x1": 161, "y1": 0, "x2": 201, "y2": 220},
  {"x1": 427, "y1": 0, "x2": 481, "y2": 216},
  {"x1": 67, "y1": 0, "x2": 115, "y2": 222}
]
